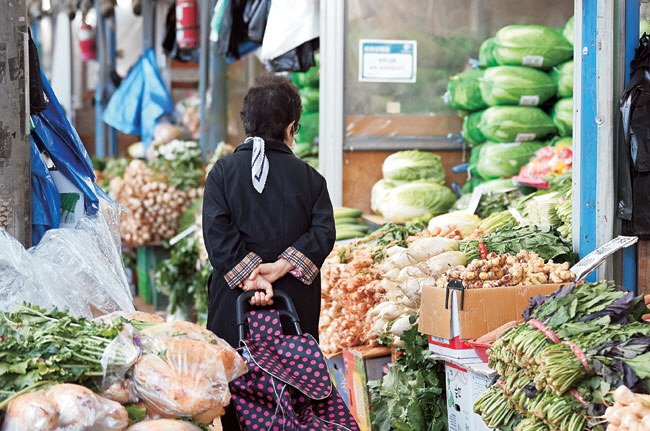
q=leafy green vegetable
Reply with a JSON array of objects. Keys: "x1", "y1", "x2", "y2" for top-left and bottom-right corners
[
  {"x1": 369, "y1": 321, "x2": 447, "y2": 431},
  {"x1": 150, "y1": 140, "x2": 204, "y2": 190},
  {"x1": 377, "y1": 181, "x2": 456, "y2": 222},
  {"x1": 476, "y1": 190, "x2": 523, "y2": 219},
  {"x1": 445, "y1": 69, "x2": 487, "y2": 112},
  {"x1": 478, "y1": 107, "x2": 556, "y2": 144},
  {"x1": 0, "y1": 305, "x2": 134, "y2": 407},
  {"x1": 479, "y1": 66, "x2": 557, "y2": 106},
  {"x1": 460, "y1": 223, "x2": 574, "y2": 264},
  {"x1": 477, "y1": 210, "x2": 516, "y2": 233},
  {"x1": 461, "y1": 110, "x2": 486, "y2": 147},
  {"x1": 155, "y1": 237, "x2": 211, "y2": 320},
  {"x1": 551, "y1": 61, "x2": 573, "y2": 98},
  {"x1": 494, "y1": 25, "x2": 573, "y2": 69},
  {"x1": 295, "y1": 112, "x2": 319, "y2": 144},
  {"x1": 563, "y1": 17, "x2": 574, "y2": 46},
  {"x1": 382, "y1": 150, "x2": 446, "y2": 185},
  {"x1": 470, "y1": 140, "x2": 545, "y2": 179},
  {"x1": 550, "y1": 98, "x2": 573, "y2": 137},
  {"x1": 478, "y1": 37, "x2": 499, "y2": 68}
]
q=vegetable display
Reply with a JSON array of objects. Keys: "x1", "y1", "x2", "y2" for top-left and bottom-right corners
[
  {"x1": 477, "y1": 281, "x2": 650, "y2": 431},
  {"x1": 434, "y1": 250, "x2": 574, "y2": 289},
  {"x1": 376, "y1": 181, "x2": 457, "y2": 222},
  {"x1": 479, "y1": 66, "x2": 558, "y2": 106},
  {"x1": 478, "y1": 107, "x2": 556, "y2": 143},
  {"x1": 551, "y1": 97, "x2": 574, "y2": 137},
  {"x1": 369, "y1": 322, "x2": 447, "y2": 431},
  {"x1": 445, "y1": 69, "x2": 487, "y2": 112},
  {"x1": 604, "y1": 386, "x2": 650, "y2": 431},
  {"x1": 552, "y1": 61, "x2": 574, "y2": 98},
  {"x1": 334, "y1": 207, "x2": 369, "y2": 241},
  {"x1": 493, "y1": 25, "x2": 573, "y2": 69},
  {"x1": 381, "y1": 150, "x2": 445, "y2": 185}
]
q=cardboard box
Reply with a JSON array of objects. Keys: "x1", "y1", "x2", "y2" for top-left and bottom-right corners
[
  {"x1": 445, "y1": 361, "x2": 494, "y2": 431},
  {"x1": 325, "y1": 353, "x2": 350, "y2": 408},
  {"x1": 429, "y1": 334, "x2": 479, "y2": 361},
  {"x1": 420, "y1": 283, "x2": 561, "y2": 341},
  {"x1": 342, "y1": 345, "x2": 391, "y2": 431}
]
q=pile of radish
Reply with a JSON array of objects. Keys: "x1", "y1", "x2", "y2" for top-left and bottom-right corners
[{"x1": 604, "y1": 386, "x2": 650, "y2": 430}]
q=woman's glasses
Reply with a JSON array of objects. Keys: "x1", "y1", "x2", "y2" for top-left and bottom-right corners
[{"x1": 293, "y1": 123, "x2": 302, "y2": 135}]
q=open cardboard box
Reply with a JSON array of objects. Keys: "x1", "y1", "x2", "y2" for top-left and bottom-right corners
[{"x1": 419, "y1": 283, "x2": 564, "y2": 341}]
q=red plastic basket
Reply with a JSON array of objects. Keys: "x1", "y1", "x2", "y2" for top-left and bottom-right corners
[{"x1": 467, "y1": 339, "x2": 492, "y2": 363}]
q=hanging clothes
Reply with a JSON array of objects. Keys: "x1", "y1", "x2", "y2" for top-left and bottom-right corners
[{"x1": 618, "y1": 34, "x2": 650, "y2": 238}]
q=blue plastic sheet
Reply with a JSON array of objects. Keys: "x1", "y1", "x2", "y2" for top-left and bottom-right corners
[
  {"x1": 31, "y1": 69, "x2": 103, "y2": 216},
  {"x1": 102, "y1": 48, "x2": 174, "y2": 146},
  {"x1": 30, "y1": 137, "x2": 60, "y2": 245}
]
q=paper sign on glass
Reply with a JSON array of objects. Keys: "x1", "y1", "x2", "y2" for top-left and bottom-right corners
[{"x1": 358, "y1": 39, "x2": 417, "y2": 83}]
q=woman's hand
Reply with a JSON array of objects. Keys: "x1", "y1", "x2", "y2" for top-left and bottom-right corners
[
  {"x1": 241, "y1": 275, "x2": 274, "y2": 306},
  {"x1": 249, "y1": 259, "x2": 294, "y2": 284}
]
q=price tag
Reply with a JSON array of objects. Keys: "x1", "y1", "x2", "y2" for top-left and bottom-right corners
[
  {"x1": 570, "y1": 236, "x2": 639, "y2": 281},
  {"x1": 522, "y1": 55, "x2": 544, "y2": 67},
  {"x1": 467, "y1": 190, "x2": 483, "y2": 215},
  {"x1": 519, "y1": 95, "x2": 540, "y2": 106},
  {"x1": 515, "y1": 133, "x2": 536, "y2": 142}
]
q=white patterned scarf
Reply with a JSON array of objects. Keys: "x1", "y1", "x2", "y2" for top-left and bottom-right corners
[{"x1": 247, "y1": 136, "x2": 269, "y2": 194}]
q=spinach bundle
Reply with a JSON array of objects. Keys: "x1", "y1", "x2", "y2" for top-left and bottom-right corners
[{"x1": 460, "y1": 223, "x2": 575, "y2": 264}]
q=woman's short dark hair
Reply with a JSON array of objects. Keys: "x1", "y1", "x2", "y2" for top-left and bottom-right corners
[{"x1": 240, "y1": 74, "x2": 302, "y2": 142}]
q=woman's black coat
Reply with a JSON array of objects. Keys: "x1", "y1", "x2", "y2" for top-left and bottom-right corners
[{"x1": 202, "y1": 139, "x2": 336, "y2": 347}]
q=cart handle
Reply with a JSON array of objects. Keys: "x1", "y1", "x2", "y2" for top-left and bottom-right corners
[{"x1": 236, "y1": 290, "x2": 302, "y2": 341}]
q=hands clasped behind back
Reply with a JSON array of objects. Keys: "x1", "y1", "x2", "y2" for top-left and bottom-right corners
[{"x1": 240, "y1": 259, "x2": 294, "y2": 306}]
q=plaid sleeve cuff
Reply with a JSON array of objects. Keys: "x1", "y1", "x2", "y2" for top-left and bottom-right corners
[
  {"x1": 224, "y1": 252, "x2": 262, "y2": 289},
  {"x1": 279, "y1": 247, "x2": 318, "y2": 285}
]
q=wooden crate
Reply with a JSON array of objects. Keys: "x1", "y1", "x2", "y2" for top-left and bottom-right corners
[{"x1": 639, "y1": 240, "x2": 650, "y2": 296}]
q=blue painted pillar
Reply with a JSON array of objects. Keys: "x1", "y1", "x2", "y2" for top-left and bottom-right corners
[
  {"x1": 578, "y1": 0, "x2": 599, "y2": 282},
  {"x1": 623, "y1": 0, "x2": 640, "y2": 293}
]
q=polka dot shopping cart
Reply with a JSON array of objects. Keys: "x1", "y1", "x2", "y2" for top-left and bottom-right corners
[{"x1": 229, "y1": 290, "x2": 359, "y2": 431}]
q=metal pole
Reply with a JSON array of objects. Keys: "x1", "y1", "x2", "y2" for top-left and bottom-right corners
[
  {"x1": 107, "y1": 15, "x2": 118, "y2": 156},
  {"x1": 95, "y1": 0, "x2": 107, "y2": 157},
  {"x1": 142, "y1": 0, "x2": 155, "y2": 51},
  {"x1": 319, "y1": 0, "x2": 345, "y2": 206},
  {"x1": 198, "y1": 0, "x2": 211, "y2": 160},
  {"x1": 0, "y1": 0, "x2": 31, "y2": 246},
  {"x1": 208, "y1": 24, "x2": 227, "y2": 154}
]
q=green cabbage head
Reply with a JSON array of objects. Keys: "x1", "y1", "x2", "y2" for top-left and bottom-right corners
[
  {"x1": 382, "y1": 150, "x2": 446, "y2": 184},
  {"x1": 377, "y1": 181, "x2": 457, "y2": 222}
]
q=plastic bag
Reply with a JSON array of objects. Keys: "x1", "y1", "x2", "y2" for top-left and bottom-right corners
[
  {"x1": 0, "y1": 202, "x2": 134, "y2": 319},
  {"x1": 31, "y1": 69, "x2": 104, "y2": 217},
  {"x1": 470, "y1": 141, "x2": 545, "y2": 180},
  {"x1": 461, "y1": 110, "x2": 486, "y2": 147},
  {"x1": 445, "y1": 69, "x2": 487, "y2": 112},
  {"x1": 479, "y1": 66, "x2": 557, "y2": 106},
  {"x1": 260, "y1": 0, "x2": 319, "y2": 61},
  {"x1": 126, "y1": 420, "x2": 203, "y2": 431},
  {"x1": 1, "y1": 384, "x2": 129, "y2": 431},
  {"x1": 265, "y1": 38, "x2": 318, "y2": 73},
  {"x1": 478, "y1": 106, "x2": 557, "y2": 143},
  {"x1": 478, "y1": 37, "x2": 499, "y2": 68},
  {"x1": 494, "y1": 25, "x2": 573, "y2": 69},
  {"x1": 131, "y1": 321, "x2": 247, "y2": 421},
  {"x1": 552, "y1": 60, "x2": 573, "y2": 98},
  {"x1": 31, "y1": 138, "x2": 61, "y2": 245},
  {"x1": 103, "y1": 48, "x2": 174, "y2": 146},
  {"x1": 550, "y1": 97, "x2": 573, "y2": 137}
]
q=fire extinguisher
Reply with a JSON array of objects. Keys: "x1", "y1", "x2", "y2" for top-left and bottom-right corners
[
  {"x1": 176, "y1": 0, "x2": 199, "y2": 49},
  {"x1": 79, "y1": 23, "x2": 96, "y2": 61}
]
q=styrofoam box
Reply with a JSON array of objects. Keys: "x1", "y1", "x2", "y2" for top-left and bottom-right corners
[{"x1": 445, "y1": 362, "x2": 493, "y2": 431}]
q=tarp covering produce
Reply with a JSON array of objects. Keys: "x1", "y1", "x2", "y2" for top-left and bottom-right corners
[
  {"x1": 382, "y1": 150, "x2": 446, "y2": 185},
  {"x1": 551, "y1": 97, "x2": 573, "y2": 137},
  {"x1": 493, "y1": 25, "x2": 573, "y2": 69},
  {"x1": 445, "y1": 69, "x2": 487, "y2": 112},
  {"x1": 470, "y1": 141, "x2": 545, "y2": 179},
  {"x1": 479, "y1": 66, "x2": 557, "y2": 106},
  {"x1": 478, "y1": 106, "x2": 556, "y2": 143},
  {"x1": 551, "y1": 60, "x2": 573, "y2": 98}
]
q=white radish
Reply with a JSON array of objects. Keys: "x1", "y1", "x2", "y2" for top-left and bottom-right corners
[
  {"x1": 406, "y1": 237, "x2": 458, "y2": 262},
  {"x1": 422, "y1": 251, "x2": 467, "y2": 276},
  {"x1": 615, "y1": 386, "x2": 637, "y2": 407}
]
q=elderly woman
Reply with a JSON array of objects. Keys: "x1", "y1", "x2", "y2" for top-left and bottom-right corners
[{"x1": 202, "y1": 74, "x2": 336, "y2": 350}]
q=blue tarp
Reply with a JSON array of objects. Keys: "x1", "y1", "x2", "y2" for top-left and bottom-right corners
[{"x1": 102, "y1": 48, "x2": 174, "y2": 147}]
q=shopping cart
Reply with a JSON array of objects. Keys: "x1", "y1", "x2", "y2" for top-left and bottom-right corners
[{"x1": 229, "y1": 290, "x2": 359, "y2": 431}]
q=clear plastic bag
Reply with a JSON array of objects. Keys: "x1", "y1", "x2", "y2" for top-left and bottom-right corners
[
  {"x1": 0, "y1": 202, "x2": 134, "y2": 319},
  {"x1": 125, "y1": 420, "x2": 204, "y2": 431},
  {"x1": 1, "y1": 384, "x2": 129, "y2": 431},
  {"x1": 130, "y1": 321, "x2": 247, "y2": 422}
]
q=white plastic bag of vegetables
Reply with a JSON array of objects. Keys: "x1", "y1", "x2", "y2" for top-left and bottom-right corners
[
  {"x1": 478, "y1": 106, "x2": 557, "y2": 143},
  {"x1": 376, "y1": 181, "x2": 457, "y2": 222},
  {"x1": 131, "y1": 321, "x2": 248, "y2": 423},
  {"x1": 479, "y1": 66, "x2": 557, "y2": 106},
  {"x1": 469, "y1": 141, "x2": 545, "y2": 180},
  {"x1": 494, "y1": 25, "x2": 573, "y2": 69},
  {"x1": 1, "y1": 384, "x2": 129, "y2": 431},
  {"x1": 381, "y1": 150, "x2": 446, "y2": 185}
]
